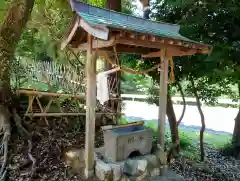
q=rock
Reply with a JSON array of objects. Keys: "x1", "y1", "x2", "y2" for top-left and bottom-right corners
[
  {"x1": 64, "y1": 147, "x2": 85, "y2": 173},
  {"x1": 95, "y1": 160, "x2": 112, "y2": 181},
  {"x1": 187, "y1": 160, "x2": 212, "y2": 173},
  {"x1": 110, "y1": 163, "x2": 122, "y2": 181},
  {"x1": 137, "y1": 159, "x2": 147, "y2": 172},
  {"x1": 120, "y1": 176, "x2": 131, "y2": 181},
  {"x1": 145, "y1": 155, "x2": 158, "y2": 167},
  {"x1": 150, "y1": 168, "x2": 160, "y2": 177},
  {"x1": 123, "y1": 160, "x2": 139, "y2": 176},
  {"x1": 123, "y1": 159, "x2": 148, "y2": 176},
  {"x1": 154, "y1": 144, "x2": 167, "y2": 165}
]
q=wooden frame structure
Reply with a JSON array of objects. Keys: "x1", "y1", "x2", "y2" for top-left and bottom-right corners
[{"x1": 61, "y1": 1, "x2": 211, "y2": 178}]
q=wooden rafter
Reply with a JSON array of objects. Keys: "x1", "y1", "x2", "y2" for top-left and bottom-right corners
[
  {"x1": 115, "y1": 35, "x2": 210, "y2": 52},
  {"x1": 61, "y1": 16, "x2": 80, "y2": 50},
  {"x1": 112, "y1": 30, "x2": 210, "y2": 50}
]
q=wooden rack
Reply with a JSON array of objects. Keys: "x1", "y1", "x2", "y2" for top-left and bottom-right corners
[{"x1": 17, "y1": 89, "x2": 121, "y2": 123}]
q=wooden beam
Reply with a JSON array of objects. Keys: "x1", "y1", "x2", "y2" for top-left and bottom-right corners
[
  {"x1": 79, "y1": 18, "x2": 109, "y2": 40},
  {"x1": 142, "y1": 50, "x2": 163, "y2": 58},
  {"x1": 84, "y1": 34, "x2": 97, "y2": 178},
  {"x1": 77, "y1": 37, "x2": 116, "y2": 50},
  {"x1": 158, "y1": 49, "x2": 169, "y2": 147},
  {"x1": 116, "y1": 37, "x2": 162, "y2": 49},
  {"x1": 100, "y1": 46, "x2": 153, "y2": 55},
  {"x1": 61, "y1": 16, "x2": 80, "y2": 50},
  {"x1": 142, "y1": 47, "x2": 209, "y2": 58}
]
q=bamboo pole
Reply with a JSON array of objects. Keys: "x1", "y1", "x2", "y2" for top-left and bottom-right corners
[
  {"x1": 101, "y1": 121, "x2": 144, "y2": 131},
  {"x1": 24, "y1": 112, "x2": 121, "y2": 117},
  {"x1": 17, "y1": 89, "x2": 120, "y2": 100}
]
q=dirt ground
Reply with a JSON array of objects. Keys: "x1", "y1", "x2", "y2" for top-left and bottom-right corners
[{"x1": 5, "y1": 118, "x2": 240, "y2": 181}]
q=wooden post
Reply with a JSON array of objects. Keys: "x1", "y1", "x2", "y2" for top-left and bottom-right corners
[
  {"x1": 84, "y1": 34, "x2": 97, "y2": 178},
  {"x1": 158, "y1": 49, "x2": 169, "y2": 147}
]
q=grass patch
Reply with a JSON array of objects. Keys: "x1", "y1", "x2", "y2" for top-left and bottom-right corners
[{"x1": 118, "y1": 117, "x2": 231, "y2": 160}]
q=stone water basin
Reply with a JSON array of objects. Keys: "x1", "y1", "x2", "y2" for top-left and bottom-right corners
[{"x1": 103, "y1": 125, "x2": 154, "y2": 162}]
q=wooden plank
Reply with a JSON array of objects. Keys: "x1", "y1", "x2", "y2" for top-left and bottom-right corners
[
  {"x1": 158, "y1": 50, "x2": 169, "y2": 147},
  {"x1": 116, "y1": 37, "x2": 162, "y2": 49},
  {"x1": 77, "y1": 37, "x2": 115, "y2": 50},
  {"x1": 84, "y1": 34, "x2": 97, "y2": 178},
  {"x1": 61, "y1": 16, "x2": 80, "y2": 50},
  {"x1": 142, "y1": 50, "x2": 163, "y2": 58}
]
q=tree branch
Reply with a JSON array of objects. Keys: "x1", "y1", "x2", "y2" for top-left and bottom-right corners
[
  {"x1": 176, "y1": 82, "x2": 186, "y2": 126},
  {"x1": 190, "y1": 77, "x2": 206, "y2": 161}
]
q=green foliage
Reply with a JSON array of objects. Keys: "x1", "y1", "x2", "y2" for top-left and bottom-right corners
[
  {"x1": 179, "y1": 132, "x2": 192, "y2": 150},
  {"x1": 0, "y1": 0, "x2": 8, "y2": 23},
  {"x1": 220, "y1": 141, "x2": 234, "y2": 157},
  {"x1": 143, "y1": 0, "x2": 240, "y2": 105}
]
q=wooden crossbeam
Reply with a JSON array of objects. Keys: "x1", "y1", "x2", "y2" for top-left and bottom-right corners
[
  {"x1": 142, "y1": 48, "x2": 197, "y2": 58},
  {"x1": 142, "y1": 46, "x2": 210, "y2": 58},
  {"x1": 77, "y1": 37, "x2": 115, "y2": 50},
  {"x1": 99, "y1": 46, "x2": 154, "y2": 55}
]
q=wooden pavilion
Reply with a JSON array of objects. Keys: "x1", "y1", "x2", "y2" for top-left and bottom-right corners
[{"x1": 61, "y1": 0, "x2": 211, "y2": 178}]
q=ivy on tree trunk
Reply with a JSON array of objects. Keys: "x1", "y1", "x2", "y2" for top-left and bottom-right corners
[{"x1": 0, "y1": 0, "x2": 35, "y2": 94}]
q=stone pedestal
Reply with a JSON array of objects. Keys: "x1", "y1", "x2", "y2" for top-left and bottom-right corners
[{"x1": 94, "y1": 148, "x2": 167, "y2": 181}]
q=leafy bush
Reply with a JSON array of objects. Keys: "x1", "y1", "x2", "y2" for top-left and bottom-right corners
[
  {"x1": 179, "y1": 132, "x2": 193, "y2": 150},
  {"x1": 220, "y1": 141, "x2": 234, "y2": 156}
]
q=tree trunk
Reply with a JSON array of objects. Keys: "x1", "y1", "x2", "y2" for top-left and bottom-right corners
[
  {"x1": 0, "y1": 0, "x2": 35, "y2": 98},
  {"x1": 232, "y1": 83, "x2": 240, "y2": 159},
  {"x1": 106, "y1": 0, "x2": 121, "y2": 12},
  {"x1": 0, "y1": 0, "x2": 35, "y2": 177},
  {"x1": 166, "y1": 94, "x2": 180, "y2": 154},
  {"x1": 177, "y1": 82, "x2": 186, "y2": 126},
  {"x1": 140, "y1": 0, "x2": 151, "y2": 19},
  {"x1": 190, "y1": 78, "x2": 205, "y2": 161}
]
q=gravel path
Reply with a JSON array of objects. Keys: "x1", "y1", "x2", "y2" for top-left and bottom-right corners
[{"x1": 171, "y1": 147, "x2": 240, "y2": 181}]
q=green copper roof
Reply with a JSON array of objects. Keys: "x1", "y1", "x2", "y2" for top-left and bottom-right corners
[{"x1": 69, "y1": 0, "x2": 206, "y2": 46}]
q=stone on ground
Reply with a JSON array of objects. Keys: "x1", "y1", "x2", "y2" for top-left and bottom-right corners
[
  {"x1": 150, "y1": 170, "x2": 185, "y2": 181},
  {"x1": 95, "y1": 160, "x2": 112, "y2": 181}
]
